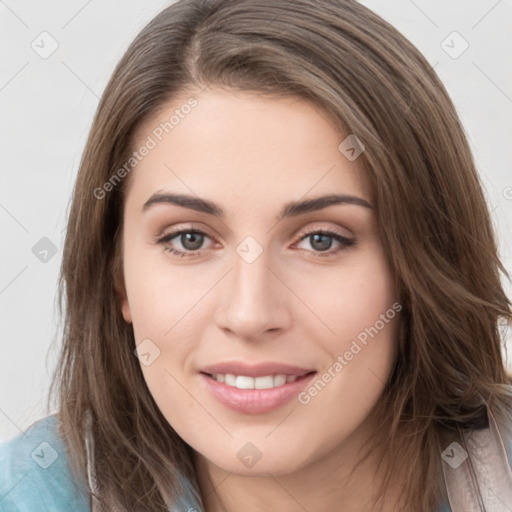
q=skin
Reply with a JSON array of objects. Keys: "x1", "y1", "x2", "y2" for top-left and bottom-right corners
[{"x1": 119, "y1": 87, "x2": 402, "y2": 511}]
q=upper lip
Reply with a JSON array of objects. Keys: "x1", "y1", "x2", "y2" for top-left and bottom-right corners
[{"x1": 200, "y1": 361, "x2": 316, "y2": 378}]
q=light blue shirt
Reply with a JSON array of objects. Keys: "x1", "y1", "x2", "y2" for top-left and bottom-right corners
[
  {"x1": 0, "y1": 415, "x2": 201, "y2": 511},
  {"x1": 0, "y1": 415, "x2": 89, "y2": 511},
  {"x1": 1, "y1": 413, "x2": 510, "y2": 511}
]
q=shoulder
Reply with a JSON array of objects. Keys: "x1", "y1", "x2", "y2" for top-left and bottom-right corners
[
  {"x1": 499, "y1": 408, "x2": 512, "y2": 466},
  {"x1": 0, "y1": 415, "x2": 90, "y2": 512},
  {"x1": 439, "y1": 406, "x2": 512, "y2": 512}
]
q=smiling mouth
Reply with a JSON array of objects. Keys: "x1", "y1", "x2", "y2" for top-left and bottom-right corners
[{"x1": 202, "y1": 371, "x2": 316, "y2": 390}]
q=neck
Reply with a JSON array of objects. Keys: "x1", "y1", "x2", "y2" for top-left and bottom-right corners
[{"x1": 194, "y1": 417, "x2": 408, "y2": 512}]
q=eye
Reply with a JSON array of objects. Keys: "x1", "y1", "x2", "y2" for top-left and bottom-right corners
[
  {"x1": 157, "y1": 228, "x2": 213, "y2": 258},
  {"x1": 294, "y1": 229, "x2": 356, "y2": 256},
  {"x1": 157, "y1": 226, "x2": 356, "y2": 259}
]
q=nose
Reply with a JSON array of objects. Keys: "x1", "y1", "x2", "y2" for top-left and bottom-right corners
[{"x1": 213, "y1": 246, "x2": 292, "y2": 341}]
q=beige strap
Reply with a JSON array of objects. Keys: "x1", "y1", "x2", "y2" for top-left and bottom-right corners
[{"x1": 443, "y1": 409, "x2": 512, "y2": 511}]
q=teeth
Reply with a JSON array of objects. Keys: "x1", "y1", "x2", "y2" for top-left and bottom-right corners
[
  {"x1": 274, "y1": 374, "x2": 286, "y2": 387},
  {"x1": 211, "y1": 373, "x2": 300, "y2": 389},
  {"x1": 255, "y1": 376, "x2": 274, "y2": 389},
  {"x1": 236, "y1": 376, "x2": 254, "y2": 389}
]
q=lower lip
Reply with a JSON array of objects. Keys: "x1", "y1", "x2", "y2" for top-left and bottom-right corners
[{"x1": 200, "y1": 372, "x2": 316, "y2": 414}]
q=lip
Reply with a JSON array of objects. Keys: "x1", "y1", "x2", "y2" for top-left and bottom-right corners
[
  {"x1": 200, "y1": 361, "x2": 314, "y2": 378},
  {"x1": 199, "y1": 363, "x2": 317, "y2": 415}
]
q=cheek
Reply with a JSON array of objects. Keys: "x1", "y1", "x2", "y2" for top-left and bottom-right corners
[
  {"x1": 293, "y1": 285, "x2": 399, "y2": 464},
  {"x1": 335, "y1": 252, "x2": 399, "y2": 383},
  {"x1": 290, "y1": 246, "x2": 397, "y2": 344},
  {"x1": 294, "y1": 246, "x2": 399, "y2": 403},
  {"x1": 122, "y1": 243, "x2": 207, "y2": 398},
  {"x1": 122, "y1": 239, "x2": 196, "y2": 339}
]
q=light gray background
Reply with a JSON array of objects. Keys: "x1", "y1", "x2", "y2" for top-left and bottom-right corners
[{"x1": 1, "y1": 0, "x2": 511, "y2": 440}]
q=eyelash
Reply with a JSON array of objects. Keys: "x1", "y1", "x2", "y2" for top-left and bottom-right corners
[{"x1": 157, "y1": 227, "x2": 356, "y2": 259}]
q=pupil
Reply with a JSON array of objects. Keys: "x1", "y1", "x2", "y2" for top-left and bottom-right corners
[
  {"x1": 182, "y1": 232, "x2": 203, "y2": 251},
  {"x1": 179, "y1": 233, "x2": 333, "y2": 252},
  {"x1": 311, "y1": 233, "x2": 332, "y2": 251}
]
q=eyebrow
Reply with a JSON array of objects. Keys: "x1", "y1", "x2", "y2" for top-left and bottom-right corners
[{"x1": 142, "y1": 192, "x2": 372, "y2": 220}]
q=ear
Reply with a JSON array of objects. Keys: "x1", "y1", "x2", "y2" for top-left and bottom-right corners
[
  {"x1": 113, "y1": 251, "x2": 132, "y2": 324},
  {"x1": 119, "y1": 286, "x2": 132, "y2": 324}
]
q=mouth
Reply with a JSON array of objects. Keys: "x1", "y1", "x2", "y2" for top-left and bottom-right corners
[
  {"x1": 198, "y1": 363, "x2": 317, "y2": 414},
  {"x1": 202, "y1": 372, "x2": 313, "y2": 390}
]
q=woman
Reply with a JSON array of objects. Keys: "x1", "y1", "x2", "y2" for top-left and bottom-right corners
[{"x1": 1, "y1": 0, "x2": 511, "y2": 510}]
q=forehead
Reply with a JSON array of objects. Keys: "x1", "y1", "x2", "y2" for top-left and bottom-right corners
[{"x1": 126, "y1": 88, "x2": 372, "y2": 211}]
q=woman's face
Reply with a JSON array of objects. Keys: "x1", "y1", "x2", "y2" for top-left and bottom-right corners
[{"x1": 119, "y1": 87, "x2": 400, "y2": 475}]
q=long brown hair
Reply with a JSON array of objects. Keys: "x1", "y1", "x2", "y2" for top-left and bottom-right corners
[{"x1": 49, "y1": 0, "x2": 512, "y2": 510}]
